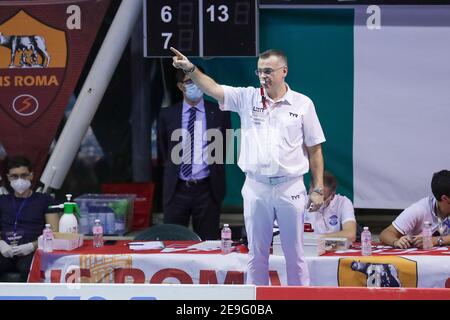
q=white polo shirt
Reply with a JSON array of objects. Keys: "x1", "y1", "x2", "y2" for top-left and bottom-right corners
[
  {"x1": 304, "y1": 194, "x2": 356, "y2": 234},
  {"x1": 392, "y1": 196, "x2": 450, "y2": 236},
  {"x1": 220, "y1": 84, "x2": 325, "y2": 177}
]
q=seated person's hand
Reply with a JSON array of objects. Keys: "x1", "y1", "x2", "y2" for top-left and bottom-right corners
[
  {"x1": 410, "y1": 235, "x2": 426, "y2": 249},
  {"x1": 12, "y1": 242, "x2": 35, "y2": 257},
  {"x1": 307, "y1": 191, "x2": 324, "y2": 212},
  {"x1": 0, "y1": 240, "x2": 14, "y2": 258},
  {"x1": 393, "y1": 235, "x2": 412, "y2": 249}
]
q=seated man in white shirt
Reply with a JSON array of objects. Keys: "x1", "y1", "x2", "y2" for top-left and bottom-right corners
[
  {"x1": 380, "y1": 170, "x2": 450, "y2": 249},
  {"x1": 304, "y1": 171, "x2": 357, "y2": 242}
]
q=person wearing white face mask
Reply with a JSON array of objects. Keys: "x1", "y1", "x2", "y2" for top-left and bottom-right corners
[
  {"x1": 0, "y1": 155, "x2": 59, "y2": 281},
  {"x1": 304, "y1": 171, "x2": 357, "y2": 243},
  {"x1": 157, "y1": 67, "x2": 231, "y2": 240},
  {"x1": 184, "y1": 81, "x2": 204, "y2": 102}
]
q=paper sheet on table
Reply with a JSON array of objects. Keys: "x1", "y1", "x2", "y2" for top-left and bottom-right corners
[
  {"x1": 189, "y1": 240, "x2": 221, "y2": 251},
  {"x1": 160, "y1": 241, "x2": 222, "y2": 253},
  {"x1": 128, "y1": 241, "x2": 165, "y2": 250}
]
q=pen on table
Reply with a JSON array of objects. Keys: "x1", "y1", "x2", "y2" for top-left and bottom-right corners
[{"x1": 127, "y1": 243, "x2": 144, "y2": 246}]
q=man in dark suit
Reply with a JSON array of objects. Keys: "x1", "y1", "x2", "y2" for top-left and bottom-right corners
[{"x1": 157, "y1": 67, "x2": 231, "y2": 240}]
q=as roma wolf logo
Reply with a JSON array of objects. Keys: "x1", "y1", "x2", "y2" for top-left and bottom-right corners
[
  {"x1": 0, "y1": 31, "x2": 50, "y2": 68},
  {"x1": 350, "y1": 261, "x2": 401, "y2": 287},
  {"x1": 338, "y1": 256, "x2": 418, "y2": 287},
  {"x1": 0, "y1": 10, "x2": 66, "y2": 126}
]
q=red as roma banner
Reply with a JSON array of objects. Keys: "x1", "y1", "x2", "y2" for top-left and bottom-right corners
[{"x1": 0, "y1": 0, "x2": 110, "y2": 179}]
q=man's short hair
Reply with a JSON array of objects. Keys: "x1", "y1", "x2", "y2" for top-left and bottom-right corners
[
  {"x1": 7, "y1": 155, "x2": 32, "y2": 172},
  {"x1": 259, "y1": 49, "x2": 288, "y2": 66},
  {"x1": 431, "y1": 170, "x2": 450, "y2": 201},
  {"x1": 175, "y1": 65, "x2": 205, "y2": 84},
  {"x1": 323, "y1": 171, "x2": 337, "y2": 192}
]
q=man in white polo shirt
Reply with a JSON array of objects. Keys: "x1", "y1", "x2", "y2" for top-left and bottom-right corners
[
  {"x1": 380, "y1": 170, "x2": 450, "y2": 249},
  {"x1": 170, "y1": 47, "x2": 325, "y2": 286},
  {"x1": 304, "y1": 171, "x2": 357, "y2": 242}
]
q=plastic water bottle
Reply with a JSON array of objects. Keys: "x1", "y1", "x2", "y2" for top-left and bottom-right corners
[
  {"x1": 42, "y1": 224, "x2": 54, "y2": 253},
  {"x1": 221, "y1": 224, "x2": 232, "y2": 254},
  {"x1": 93, "y1": 219, "x2": 104, "y2": 248},
  {"x1": 361, "y1": 226, "x2": 372, "y2": 256},
  {"x1": 422, "y1": 221, "x2": 433, "y2": 250}
]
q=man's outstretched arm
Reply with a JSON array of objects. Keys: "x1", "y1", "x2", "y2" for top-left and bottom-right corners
[{"x1": 171, "y1": 47, "x2": 225, "y2": 104}]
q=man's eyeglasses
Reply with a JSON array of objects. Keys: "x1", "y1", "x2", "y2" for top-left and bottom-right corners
[
  {"x1": 254, "y1": 65, "x2": 286, "y2": 76},
  {"x1": 8, "y1": 173, "x2": 31, "y2": 180},
  {"x1": 182, "y1": 79, "x2": 193, "y2": 85}
]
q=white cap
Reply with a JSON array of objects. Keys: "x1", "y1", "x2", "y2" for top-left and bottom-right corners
[
  {"x1": 45, "y1": 224, "x2": 51, "y2": 228},
  {"x1": 363, "y1": 226, "x2": 369, "y2": 231},
  {"x1": 94, "y1": 219, "x2": 100, "y2": 223},
  {"x1": 224, "y1": 224, "x2": 229, "y2": 227}
]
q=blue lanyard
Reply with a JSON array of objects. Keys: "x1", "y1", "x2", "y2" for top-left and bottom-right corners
[{"x1": 11, "y1": 195, "x2": 30, "y2": 235}]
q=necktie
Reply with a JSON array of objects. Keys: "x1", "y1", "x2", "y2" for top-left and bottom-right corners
[{"x1": 180, "y1": 107, "x2": 197, "y2": 178}]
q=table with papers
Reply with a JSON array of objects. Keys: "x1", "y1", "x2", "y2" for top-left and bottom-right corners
[{"x1": 28, "y1": 240, "x2": 450, "y2": 287}]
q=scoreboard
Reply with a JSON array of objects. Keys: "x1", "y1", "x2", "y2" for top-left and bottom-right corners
[{"x1": 144, "y1": 0, "x2": 258, "y2": 57}]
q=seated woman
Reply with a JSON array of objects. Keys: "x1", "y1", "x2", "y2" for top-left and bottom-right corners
[{"x1": 304, "y1": 171, "x2": 357, "y2": 242}]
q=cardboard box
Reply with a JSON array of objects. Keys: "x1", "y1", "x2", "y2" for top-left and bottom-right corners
[
  {"x1": 323, "y1": 237, "x2": 351, "y2": 252},
  {"x1": 272, "y1": 233, "x2": 326, "y2": 257},
  {"x1": 38, "y1": 232, "x2": 84, "y2": 251}
]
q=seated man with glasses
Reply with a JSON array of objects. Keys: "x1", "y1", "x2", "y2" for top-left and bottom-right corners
[
  {"x1": 304, "y1": 171, "x2": 357, "y2": 242},
  {"x1": 0, "y1": 155, "x2": 59, "y2": 281},
  {"x1": 170, "y1": 47, "x2": 325, "y2": 286}
]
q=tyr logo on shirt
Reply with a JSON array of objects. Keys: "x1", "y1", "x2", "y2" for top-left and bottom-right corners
[
  {"x1": 291, "y1": 194, "x2": 301, "y2": 200},
  {"x1": 289, "y1": 112, "x2": 298, "y2": 118}
]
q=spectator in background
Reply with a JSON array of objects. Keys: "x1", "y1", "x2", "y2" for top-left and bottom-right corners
[
  {"x1": 0, "y1": 156, "x2": 59, "y2": 281},
  {"x1": 157, "y1": 67, "x2": 231, "y2": 240},
  {"x1": 0, "y1": 144, "x2": 7, "y2": 195},
  {"x1": 380, "y1": 170, "x2": 450, "y2": 249},
  {"x1": 0, "y1": 175, "x2": 7, "y2": 195},
  {"x1": 304, "y1": 171, "x2": 357, "y2": 242}
]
